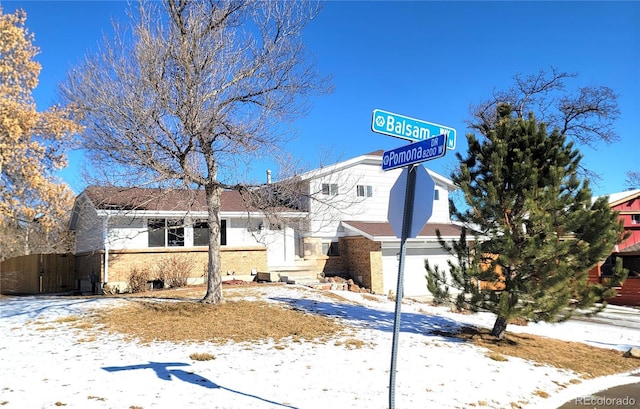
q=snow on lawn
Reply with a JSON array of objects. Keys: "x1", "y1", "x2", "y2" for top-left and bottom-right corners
[{"x1": 1, "y1": 285, "x2": 639, "y2": 409}]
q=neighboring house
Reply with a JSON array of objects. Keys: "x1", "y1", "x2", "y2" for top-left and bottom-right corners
[
  {"x1": 68, "y1": 150, "x2": 462, "y2": 296},
  {"x1": 591, "y1": 188, "x2": 640, "y2": 306}
]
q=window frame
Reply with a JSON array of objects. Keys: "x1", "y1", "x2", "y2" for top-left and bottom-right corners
[
  {"x1": 322, "y1": 241, "x2": 340, "y2": 256},
  {"x1": 357, "y1": 184, "x2": 373, "y2": 198},
  {"x1": 193, "y1": 219, "x2": 227, "y2": 246},
  {"x1": 147, "y1": 218, "x2": 185, "y2": 248},
  {"x1": 321, "y1": 183, "x2": 338, "y2": 196}
]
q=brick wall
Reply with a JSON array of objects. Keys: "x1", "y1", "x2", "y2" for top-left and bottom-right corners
[
  {"x1": 342, "y1": 236, "x2": 383, "y2": 294},
  {"x1": 76, "y1": 246, "x2": 267, "y2": 291}
]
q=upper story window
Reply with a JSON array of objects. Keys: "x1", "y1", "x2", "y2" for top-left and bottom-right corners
[
  {"x1": 148, "y1": 218, "x2": 184, "y2": 247},
  {"x1": 434, "y1": 189, "x2": 440, "y2": 200},
  {"x1": 322, "y1": 183, "x2": 338, "y2": 196},
  {"x1": 632, "y1": 214, "x2": 640, "y2": 225},
  {"x1": 357, "y1": 185, "x2": 373, "y2": 197}
]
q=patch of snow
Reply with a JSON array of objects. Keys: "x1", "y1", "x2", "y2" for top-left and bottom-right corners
[{"x1": 1, "y1": 286, "x2": 639, "y2": 409}]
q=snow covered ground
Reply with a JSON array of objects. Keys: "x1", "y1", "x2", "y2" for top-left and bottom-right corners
[{"x1": 1, "y1": 285, "x2": 639, "y2": 409}]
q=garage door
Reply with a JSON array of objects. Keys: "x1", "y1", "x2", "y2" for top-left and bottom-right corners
[{"x1": 382, "y1": 246, "x2": 451, "y2": 298}]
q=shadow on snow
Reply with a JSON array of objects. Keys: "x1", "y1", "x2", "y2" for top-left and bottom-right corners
[
  {"x1": 103, "y1": 361, "x2": 298, "y2": 409},
  {"x1": 0, "y1": 295, "x2": 106, "y2": 320},
  {"x1": 270, "y1": 296, "x2": 464, "y2": 341}
]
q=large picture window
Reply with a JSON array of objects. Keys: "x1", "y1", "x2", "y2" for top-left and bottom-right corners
[
  {"x1": 193, "y1": 219, "x2": 226, "y2": 246},
  {"x1": 148, "y1": 218, "x2": 184, "y2": 247},
  {"x1": 148, "y1": 219, "x2": 166, "y2": 247},
  {"x1": 193, "y1": 220, "x2": 209, "y2": 246}
]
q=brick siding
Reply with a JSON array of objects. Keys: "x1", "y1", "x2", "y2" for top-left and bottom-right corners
[
  {"x1": 341, "y1": 236, "x2": 383, "y2": 294},
  {"x1": 75, "y1": 246, "x2": 267, "y2": 291}
]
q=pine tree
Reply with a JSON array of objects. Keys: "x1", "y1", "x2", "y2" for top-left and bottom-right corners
[{"x1": 426, "y1": 104, "x2": 626, "y2": 339}]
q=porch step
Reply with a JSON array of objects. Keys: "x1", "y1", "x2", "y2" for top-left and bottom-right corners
[
  {"x1": 278, "y1": 270, "x2": 320, "y2": 284},
  {"x1": 256, "y1": 263, "x2": 319, "y2": 284}
]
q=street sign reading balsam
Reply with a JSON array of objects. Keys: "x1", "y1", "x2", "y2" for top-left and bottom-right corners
[{"x1": 372, "y1": 109, "x2": 457, "y2": 149}]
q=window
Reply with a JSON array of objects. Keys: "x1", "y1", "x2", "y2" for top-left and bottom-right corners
[
  {"x1": 167, "y1": 219, "x2": 184, "y2": 247},
  {"x1": 321, "y1": 183, "x2": 338, "y2": 196},
  {"x1": 220, "y1": 219, "x2": 227, "y2": 245},
  {"x1": 148, "y1": 219, "x2": 184, "y2": 247},
  {"x1": 193, "y1": 220, "x2": 226, "y2": 246},
  {"x1": 322, "y1": 241, "x2": 340, "y2": 256},
  {"x1": 193, "y1": 221, "x2": 209, "y2": 246},
  {"x1": 148, "y1": 219, "x2": 166, "y2": 247},
  {"x1": 357, "y1": 185, "x2": 373, "y2": 197},
  {"x1": 434, "y1": 189, "x2": 440, "y2": 200},
  {"x1": 632, "y1": 214, "x2": 640, "y2": 225}
]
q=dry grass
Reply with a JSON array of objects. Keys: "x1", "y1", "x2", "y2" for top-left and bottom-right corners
[
  {"x1": 189, "y1": 352, "x2": 216, "y2": 361},
  {"x1": 440, "y1": 326, "x2": 640, "y2": 378},
  {"x1": 92, "y1": 290, "x2": 344, "y2": 345},
  {"x1": 39, "y1": 284, "x2": 640, "y2": 378}
]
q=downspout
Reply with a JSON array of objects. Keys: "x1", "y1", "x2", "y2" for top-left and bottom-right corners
[{"x1": 103, "y1": 214, "x2": 109, "y2": 292}]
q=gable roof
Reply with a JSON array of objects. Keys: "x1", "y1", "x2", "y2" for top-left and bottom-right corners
[
  {"x1": 606, "y1": 189, "x2": 640, "y2": 208},
  {"x1": 81, "y1": 186, "x2": 241, "y2": 212},
  {"x1": 341, "y1": 220, "x2": 464, "y2": 241},
  {"x1": 78, "y1": 186, "x2": 302, "y2": 213},
  {"x1": 299, "y1": 150, "x2": 458, "y2": 191},
  {"x1": 617, "y1": 241, "x2": 640, "y2": 255}
]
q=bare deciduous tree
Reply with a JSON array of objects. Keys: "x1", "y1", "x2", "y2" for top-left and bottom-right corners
[
  {"x1": 60, "y1": 0, "x2": 332, "y2": 303},
  {"x1": 469, "y1": 67, "x2": 620, "y2": 148},
  {"x1": 626, "y1": 171, "x2": 640, "y2": 189}
]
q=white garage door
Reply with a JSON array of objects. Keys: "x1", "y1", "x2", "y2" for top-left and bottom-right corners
[{"x1": 382, "y1": 246, "x2": 451, "y2": 298}]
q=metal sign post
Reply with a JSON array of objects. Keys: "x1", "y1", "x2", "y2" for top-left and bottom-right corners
[
  {"x1": 372, "y1": 109, "x2": 455, "y2": 409},
  {"x1": 388, "y1": 164, "x2": 416, "y2": 409}
]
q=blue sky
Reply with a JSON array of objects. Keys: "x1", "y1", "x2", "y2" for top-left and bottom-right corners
[{"x1": 3, "y1": 0, "x2": 640, "y2": 196}]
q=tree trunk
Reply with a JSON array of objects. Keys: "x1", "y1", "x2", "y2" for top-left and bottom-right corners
[
  {"x1": 201, "y1": 184, "x2": 223, "y2": 304},
  {"x1": 491, "y1": 315, "x2": 508, "y2": 339}
]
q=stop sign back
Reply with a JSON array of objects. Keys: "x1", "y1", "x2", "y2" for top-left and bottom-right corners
[{"x1": 387, "y1": 166, "x2": 435, "y2": 238}]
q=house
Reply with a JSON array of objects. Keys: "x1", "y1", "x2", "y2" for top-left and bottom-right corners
[
  {"x1": 590, "y1": 188, "x2": 640, "y2": 306},
  {"x1": 286, "y1": 149, "x2": 463, "y2": 297},
  {"x1": 66, "y1": 150, "x2": 463, "y2": 296},
  {"x1": 69, "y1": 186, "x2": 306, "y2": 293}
]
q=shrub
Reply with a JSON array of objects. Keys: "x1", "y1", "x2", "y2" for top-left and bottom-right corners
[
  {"x1": 128, "y1": 266, "x2": 151, "y2": 293},
  {"x1": 189, "y1": 352, "x2": 216, "y2": 361},
  {"x1": 155, "y1": 255, "x2": 195, "y2": 288}
]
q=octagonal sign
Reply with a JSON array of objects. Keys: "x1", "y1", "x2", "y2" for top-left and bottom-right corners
[{"x1": 387, "y1": 166, "x2": 435, "y2": 238}]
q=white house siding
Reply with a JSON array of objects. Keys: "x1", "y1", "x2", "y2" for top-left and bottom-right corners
[
  {"x1": 308, "y1": 162, "x2": 451, "y2": 238},
  {"x1": 73, "y1": 197, "x2": 105, "y2": 254},
  {"x1": 381, "y1": 242, "x2": 451, "y2": 298},
  {"x1": 262, "y1": 226, "x2": 297, "y2": 267},
  {"x1": 106, "y1": 217, "x2": 147, "y2": 249},
  {"x1": 103, "y1": 215, "x2": 297, "y2": 267}
]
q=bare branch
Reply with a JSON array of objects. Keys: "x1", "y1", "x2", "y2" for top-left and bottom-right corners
[
  {"x1": 59, "y1": 0, "x2": 332, "y2": 303},
  {"x1": 467, "y1": 67, "x2": 620, "y2": 149}
]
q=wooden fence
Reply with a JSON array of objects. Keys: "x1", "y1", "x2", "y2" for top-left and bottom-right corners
[
  {"x1": 608, "y1": 277, "x2": 640, "y2": 306},
  {"x1": 0, "y1": 254, "x2": 76, "y2": 294}
]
